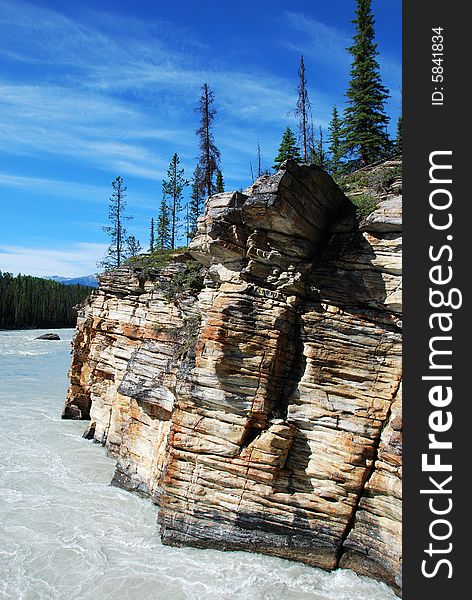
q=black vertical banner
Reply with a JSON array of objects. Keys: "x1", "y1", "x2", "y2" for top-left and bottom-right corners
[{"x1": 403, "y1": 2, "x2": 468, "y2": 598}]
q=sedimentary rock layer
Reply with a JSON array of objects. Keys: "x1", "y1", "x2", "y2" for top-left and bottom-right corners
[{"x1": 63, "y1": 159, "x2": 402, "y2": 594}]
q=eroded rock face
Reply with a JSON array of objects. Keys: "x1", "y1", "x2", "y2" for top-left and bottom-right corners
[{"x1": 63, "y1": 160, "x2": 402, "y2": 594}]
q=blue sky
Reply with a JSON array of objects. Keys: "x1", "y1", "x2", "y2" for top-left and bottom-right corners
[{"x1": 0, "y1": 0, "x2": 401, "y2": 277}]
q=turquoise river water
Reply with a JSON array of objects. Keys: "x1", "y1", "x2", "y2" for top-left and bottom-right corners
[{"x1": 0, "y1": 329, "x2": 400, "y2": 600}]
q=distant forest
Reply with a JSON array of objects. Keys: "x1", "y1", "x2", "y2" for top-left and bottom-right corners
[{"x1": 0, "y1": 272, "x2": 94, "y2": 330}]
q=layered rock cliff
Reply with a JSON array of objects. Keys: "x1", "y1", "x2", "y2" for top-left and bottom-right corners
[{"x1": 63, "y1": 159, "x2": 402, "y2": 594}]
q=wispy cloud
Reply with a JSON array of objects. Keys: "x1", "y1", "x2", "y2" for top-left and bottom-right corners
[
  {"x1": 0, "y1": 243, "x2": 107, "y2": 277},
  {"x1": 0, "y1": 0, "x2": 330, "y2": 188},
  {"x1": 283, "y1": 12, "x2": 351, "y2": 67}
]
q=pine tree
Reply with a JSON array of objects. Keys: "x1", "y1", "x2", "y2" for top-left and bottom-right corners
[
  {"x1": 149, "y1": 218, "x2": 155, "y2": 253},
  {"x1": 99, "y1": 176, "x2": 131, "y2": 270},
  {"x1": 184, "y1": 203, "x2": 191, "y2": 246},
  {"x1": 328, "y1": 105, "x2": 344, "y2": 176},
  {"x1": 216, "y1": 170, "x2": 225, "y2": 193},
  {"x1": 396, "y1": 114, "x2": 402, "y2": 152},
  {"x1": 342, "y1": 0, "x2": 390, "y2": 166},
  {"x1": 294, "y1": 55, "x2": 312, "y2": 162},
  {"x1": 273, "y1": 127, "x2": 302, "y2": 170},
  {"x1": 126, "y1": 235, "x2": 142, "y2": 258},
  {"x1": 156, "y1": 197, "x2": 171, "y2": 250},
  {"x1": 188, "y1": 165, "x2": 203, "y2": 239},
  {"x1": 256, "y1": 140, "x2": 262, "y2": 177},
  {"x1": 195, "y1": 83, "x2": 221, "y2": 198},
  {"x1": 308, "y1": 127, "x2": 327, "y2": 170},
  {"x1": 249, "y1": 162, "x2": 255, "y2": 183},
  {"x1": 162, "y1": 153, "x2": 188, "y2": 250}
]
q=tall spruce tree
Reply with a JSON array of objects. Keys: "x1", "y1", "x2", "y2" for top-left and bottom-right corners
[
  {"x1": 294, "y1": 55, "x2": 312, "y2": 162},
  {"x1": 149, "y1": 217, "x2": 155, "y2": 253},
  {"x1": 99, "y1": 176, "x2": 131, "y2": 270},
  {"x1": 184, "y1": 203, "x2": 191, "y2": 246},
  {"x1": 195, "y1": 83, "x2": 221, "y2": 198},
  {"x1": 256, "y1": 140, "x2": 262, "y2": 177},
  {"x1": 342, "y1": 0, "x2": 390, "y2": 166},
  {"x1": 216, "y1": 170, "x2": 225, "y2": 193},
  {"x1": 273, "y1": 127, "x2": 302, "y2": 170},
  {"x1": 188, "y1": 165, "x2": 203, "y2": 239},
  {"x1": 396, "y1": 114, "x2": 402, "y2": 152},
  {"x1": 328, "y1": 105, "x2": 344, "y2": 176},
  {"x1": 162, "y1": 153, "x2": 188, "y2": 250},
  {"x1": 156, "y1": 197, "x2": 171, "y2": 249}
]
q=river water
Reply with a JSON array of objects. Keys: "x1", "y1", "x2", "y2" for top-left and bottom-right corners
[{"x1": 0, "y1": 329, "x2": 400, "y2": 600}]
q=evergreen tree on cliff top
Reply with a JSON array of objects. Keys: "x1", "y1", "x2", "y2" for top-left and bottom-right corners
[
  {"x1": 156, "y1": 197, "x2": 171, "y2": 250},
  {"x1": 215, "y1": 170, "x2": 225, "y2": 193},
  {"x1": 294, "y1": 55, "x2": 312, "y2": 162},
  {"x1": 188, "y1": 165, "x2": 203, "y2": 239},
  {"x1": 195, "y1": 83, "x2": 221, "y2": 198},
  {"x1": 99, "y1": 176, "x2": 132, "y2": 270},
  {"x1": 273, "y1": 127, "x2": 302, "y2": 171},
  {"x1": 125, "y1": 235, "x2": 142, "y2": 259},
  {"x1": 396, "y1": 114, "x2": 402, "y2": 152},
  {"x1": 149, "y1": 217, "x2": 155, "y2": 253},
  {"x1": 328, "y1": 105, "x2": 344, "y2": 177},
  {"x1": 308, "y1": 127, "x2": 327, "y2": 170},
  {"x1": 162, "y1": 153, "x2": 188, "y2": 250},
  {"x1": 342, "y1": 0, "x2": 390, "y2": 166}
]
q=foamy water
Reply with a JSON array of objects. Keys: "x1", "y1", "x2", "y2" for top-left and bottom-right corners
[{"x1": 0, "y1": 329, "x2": 400, "y2": 600}]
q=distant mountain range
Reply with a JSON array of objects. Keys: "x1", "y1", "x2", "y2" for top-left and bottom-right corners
[{"x1": 45, "y1": 275, "x2": 99, "y2": 288}]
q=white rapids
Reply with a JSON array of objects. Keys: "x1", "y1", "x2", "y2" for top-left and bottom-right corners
[{"x1": 0, "y1": 329, "x2": 400, "y2": 600}]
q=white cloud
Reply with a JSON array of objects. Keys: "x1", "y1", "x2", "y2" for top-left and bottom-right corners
[
  {"x1": 0, "y1": 0, "x2": 335, "y2": 187},
  {"x1": 283, "y1": 12, "x2": 351, "y2": 67},
  {"x1": 0, "y1": 243, "x2": 108, "y2": 277}
]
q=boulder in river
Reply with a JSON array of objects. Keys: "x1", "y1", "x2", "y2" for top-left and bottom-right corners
[{"x1": 36, "y1": 333, "x2": 61, "y2": 340}]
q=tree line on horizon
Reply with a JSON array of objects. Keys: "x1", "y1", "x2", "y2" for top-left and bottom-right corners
[
  {"x1": 0, "y1": 272, "x2": 95, "y2": 330},
  {"x1": 100, "y1": 0, "x2": 401, "y2": 271}
]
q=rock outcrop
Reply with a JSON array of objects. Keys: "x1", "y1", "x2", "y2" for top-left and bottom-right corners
[{"x1": 63, "y1": 159, "x2": 402, "y2": 594}]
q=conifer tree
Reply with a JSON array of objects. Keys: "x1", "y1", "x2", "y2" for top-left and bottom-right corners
[
  {"x1": 0, "y1": 272, "x2": 94, "y2": 329},
  {"x1": 125, "y1": 235, "x2": 142, "y2": 258},
  {"x1": 188, "y1": 165, "x2": 203, "y2": 239},
  {"x1": 342, "y1": 0, "x2": 390, "y2": 166},
  {"x1": 396, "y1": 114, "x2": 402, "y2": 152},
  {"x1": 249, "y1": 162, "x2": 255, "y2": 183},
  {"x1": 99, "y1": 176, "x2": 131, "y2": 270},
  {"x1": 156, "y1": 197, "x2": 171, "y2": 250},
  {"x1": 328, "y1": 106, "x2": 344, "y2": 176},
  {"x1": 162, "y1": 153, "x2": 188, "y2": 250},
  {"x1": 216, "y1": 170, "x2": 225, "y2": 193},
  {"x1": 149, "y1": 218, "x2": 155, "y2": 253},
  {"x1": 294, "y1": 55, "x2": 312, "y2": 161},
  {"x1": 184, "y1": 203, "x2": 191, "y2": 246},
  {"x1": 308, "y1": 127, "x2": 327, "y2": 170},
  {"x1": 256, "y1": 140, "x2": 262, "y2": 177},
  {"x1": 273, "y1": 127, "x2": 302, "y2": 170},
  {"x1": 195, "y1": 83, "x2": 221, "y2": 198}
]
